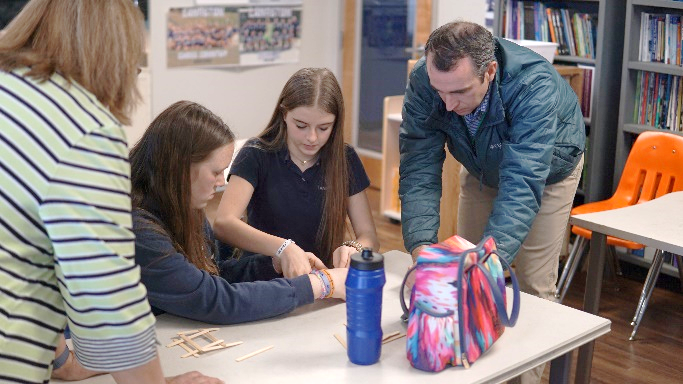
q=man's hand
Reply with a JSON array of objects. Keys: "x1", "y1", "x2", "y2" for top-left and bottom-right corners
[
  {"x1": 410, "y1": 244, "x2": 429, "y2": 264},
  {"x1": 405, "y1": 244, "x2": 429, "y2": 290}
]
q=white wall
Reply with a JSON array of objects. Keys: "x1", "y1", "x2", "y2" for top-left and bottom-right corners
[
  {"x1": 149, "y1": 0, "x2": 342, "y2": 141},
  {"x1": 433, "y1": 0, "x2": 486, "y2": 29},
  {"x1": 126, "y1": 67, "x2": 152, "y2": 148}
]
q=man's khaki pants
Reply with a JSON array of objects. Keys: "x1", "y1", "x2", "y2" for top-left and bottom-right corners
[{"x1": 457, "y1": 156, "x2": 583, "y2": 384}]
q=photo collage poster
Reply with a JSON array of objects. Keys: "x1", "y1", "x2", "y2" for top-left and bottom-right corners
[{"x1": 167, "y1": 3, "x2": 302, "y2": 68}]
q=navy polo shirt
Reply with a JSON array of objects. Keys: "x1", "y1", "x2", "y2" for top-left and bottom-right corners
[{"x1": 228, "y1": 139, "x2": 370, "y2": 261}]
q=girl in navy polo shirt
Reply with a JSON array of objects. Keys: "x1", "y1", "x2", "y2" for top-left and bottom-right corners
[
  {"x1": 214, "y1": 68, "x2": 379, "y2": 279},
  {"x1": 130, "y1": 101, "x2": 346, "y2": 325}
]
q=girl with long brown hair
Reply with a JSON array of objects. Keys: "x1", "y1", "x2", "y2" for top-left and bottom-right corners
[
  {"x1": 214, "y1": 68, "x2": 379, "y2": 278},
  {"x1": 130, "y1": 100, "x2": 346, "y2": 325}
]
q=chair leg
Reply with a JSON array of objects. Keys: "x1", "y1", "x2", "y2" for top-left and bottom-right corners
[
  {"x1": 604, "y1": 246, "x2": 621, "y2": 292},
  {"x1": 609, "y1": 245, "x2": 623, "y2": 276},
  {"x1": 630, "y1": 249, "x2": 665, "y2": 341},
  {"x1": 556, "y1": 236, "x2": 588, "y2": 302},
  {"x1": 556, "y1": 236, "x2": 583, "y2": 299},
  {"x1": 675, "y1": 254, "x2": 683, "y2": 292}
]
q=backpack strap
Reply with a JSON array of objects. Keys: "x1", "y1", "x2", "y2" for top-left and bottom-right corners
[
  {"x1": 473, "y1": 253, "x2": 520, "y2": 327},
  {"x1": 399, "y1": 264, "x2": 418, "y2": 322}
]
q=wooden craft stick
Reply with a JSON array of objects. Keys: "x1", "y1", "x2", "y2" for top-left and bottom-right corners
[
  {"x1": 221, "y1": 341, "x2": 244, "y2": 348},
  {"x1": 176, "y1": 342, "x2": 199, "y2": 358},
  {"x1": 178, "y1": 328, "x2": 219, "y2": 335},
  {"x1": 179, "y1": 334, "x2": 204, "y2": 351},
  {"x1": 166, "y1": 338, "x2": 185, "y2": 348},
  {"x1": 382, "y1": 333, "x2": 406, "y2": 345},
  {"x1": 192, "y1": 329, "x2": 219, "y2": 339},
  {"x1": 235, "y1": 345, "x2": 274, "y2": 362},
  {"x1": 334, "y1": 333, "x2": 347, "y2": 349},
  {"x1": 382, "y1": 331, "x2": 400, "y2": 341},
  {"x1": 202, "y1": 345, "x2": 228, "y2": 352},
  {"x1": 202, "y1": 339, "x2": 225, "y2": 349}
]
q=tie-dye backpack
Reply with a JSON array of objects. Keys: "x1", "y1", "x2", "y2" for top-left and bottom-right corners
[{"x1": 400, "y1": 235, "x2": 520, "y2": 372}]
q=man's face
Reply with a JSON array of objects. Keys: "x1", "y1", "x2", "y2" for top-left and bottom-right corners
[{"x1": 426, "y1": 55, "x2": 497, "y2": 116}]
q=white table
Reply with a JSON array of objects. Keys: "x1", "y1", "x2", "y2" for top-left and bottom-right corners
[
  {"x1": 569, "y1": 191, "x2": 683, "y2": 384},
  {"x1": 68, "y1": 251, "x2": 610, "y2": 384}
]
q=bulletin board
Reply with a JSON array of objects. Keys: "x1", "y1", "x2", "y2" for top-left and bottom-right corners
[{"x1": 167, "y1": 1, "x2": 302, "y2": 68}]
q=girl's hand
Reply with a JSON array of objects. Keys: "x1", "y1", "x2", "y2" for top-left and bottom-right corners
[
  {"x1": 280, "y1": 243, "x2": 325, "y2": 278},
  {"x1": 332, "y1": 245, "x2": 357, "y2": 268}
]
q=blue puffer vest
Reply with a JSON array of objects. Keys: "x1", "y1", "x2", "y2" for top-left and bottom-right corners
[{"x1": 399, "y1": 37, "x2": 585, "y2": 263}]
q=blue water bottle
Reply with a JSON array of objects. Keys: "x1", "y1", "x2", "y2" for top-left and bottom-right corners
[{"x1": 346, "y1": 248, "x2": 385, "y2": 365}]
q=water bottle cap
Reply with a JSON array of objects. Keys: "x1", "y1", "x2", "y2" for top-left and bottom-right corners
[{"x1": 350, "y1": 248, "x2": 384, "y2": 270}]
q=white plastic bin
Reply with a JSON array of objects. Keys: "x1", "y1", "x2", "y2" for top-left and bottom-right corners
[{"x1": 504, "y1": 39, "x2": 559, "y2": 63}]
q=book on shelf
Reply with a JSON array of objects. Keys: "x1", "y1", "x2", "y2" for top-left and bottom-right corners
[
  {"x1": 634, "y1": 70, "x2": 683, "y2": 131},
  {"x1": 639, "y1": 12, "x2": 683, "y2": 66},
  {"x1": 578, "y1": 64, "x2": 595, "y2": 121},
  {"x1": 502, "y1": 1, "x2": 596, "y2": 59}
]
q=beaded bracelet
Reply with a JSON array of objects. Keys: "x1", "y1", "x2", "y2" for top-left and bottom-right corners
[
  {"x1": 342, "y1": 240, "x2": 363, "y2": 252},
  {"x1": 320, "y1": 269, "x2": 335, "y2": 299},
  {"x1": 310, "y1": 270, "x2": 330, "y2": 299},
  {"x1": 275, "y1": 239, "x2": 294, "y2": 259}
]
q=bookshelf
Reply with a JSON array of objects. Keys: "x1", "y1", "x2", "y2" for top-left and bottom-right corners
[
  {"x1": 494, "y1": 0, "x2": 627, "y2": 204},
  {"x1": 379, "y1": 95, "x2": 404, "y2": 222},
  {"x1": 615, "y1": 0, "x2": 683, "y2": 278}
]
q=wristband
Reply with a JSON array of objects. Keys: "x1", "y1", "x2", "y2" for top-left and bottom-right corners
[
  {"x1": 275, "y1": 239, "x2": 294, "y2": 259},
  {"x1": 320, "y1": 269, "x2": 335, "y2": 298},
  {"x1": 311, "y1": 270, "x2": 330, "y2": 299},
  {"x1": 53, "y1": 345, "x2": 70, "y2": 370}
]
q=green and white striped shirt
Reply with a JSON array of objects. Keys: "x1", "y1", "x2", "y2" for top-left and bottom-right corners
[{"x1": 0, "y1": 68, "x2": 157, "y2": 383}]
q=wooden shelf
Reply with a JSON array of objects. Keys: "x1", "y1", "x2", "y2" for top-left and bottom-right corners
[
  {"x1": 380, "y1": 95, "x2": 462, "y2": 241},
  {"x1": 387, "y1": 113, "x2": 402, "y2": 122},
  {"x1": 380, "y1": 95, "x2": 404, "y2": 223},
  {"x1": 382, "y1": 209, "x2": 401, "y2": 222}
]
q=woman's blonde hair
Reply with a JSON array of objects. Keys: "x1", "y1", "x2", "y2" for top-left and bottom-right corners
[{"x1": 0, "y1": 0, "x2": 145, "y2": 125}]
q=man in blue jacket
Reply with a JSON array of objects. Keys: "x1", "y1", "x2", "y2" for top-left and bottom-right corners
[
  {"x1": 400, "y1": 20, "x2": 585, "y2": 383},
  {"x1": 400, "y1": 17, "x2": 585, "y2": 331}
]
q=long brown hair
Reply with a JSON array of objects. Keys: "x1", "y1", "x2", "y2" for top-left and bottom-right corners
[
  {"x1": 130, "y1": 101, "x2": 235, "y2": 275},
  {"x1": 0, "y1": 0, "x2": 144, "y2": 125},
  {"x1": 254, "y1": 67, "x2": 348, "y2": 266}
]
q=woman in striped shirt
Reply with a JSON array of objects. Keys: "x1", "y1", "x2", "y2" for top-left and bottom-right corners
[{"x1": 0, "y1": 1, "x2": 220, "y2": 383}]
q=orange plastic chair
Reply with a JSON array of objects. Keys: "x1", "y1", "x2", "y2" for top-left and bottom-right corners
[{"x1": 555, "y1": 131, "x2": 683, "y2": 338}]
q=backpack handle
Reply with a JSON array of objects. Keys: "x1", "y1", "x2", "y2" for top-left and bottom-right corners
[
  {"x1": 472, "y1": 253, "x2": 520, "y2": 327},
  {"x1": 399, "y1": 264, "x2": 417, "y2": 322}
]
